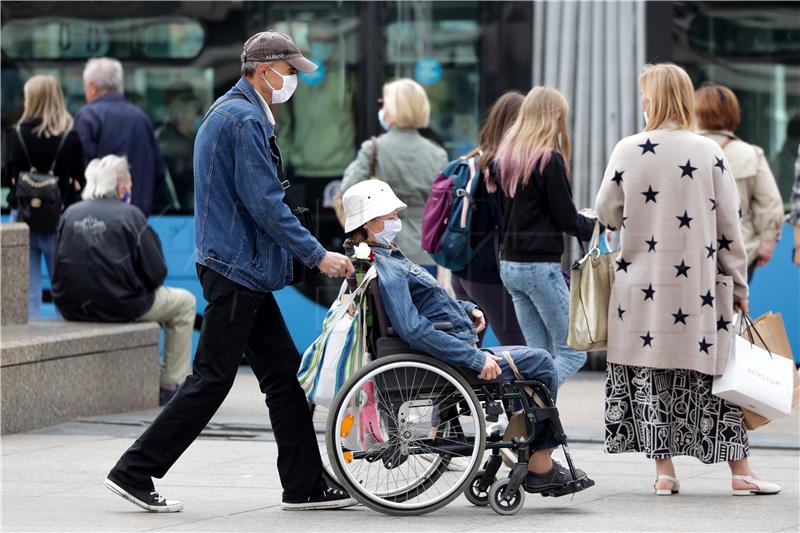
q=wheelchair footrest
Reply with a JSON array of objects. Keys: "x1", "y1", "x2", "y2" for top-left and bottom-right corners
[{"x1": 537, "y1": 476, "x2": 596, "y2": 498}]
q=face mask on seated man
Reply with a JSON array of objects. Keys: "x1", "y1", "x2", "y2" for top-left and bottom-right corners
[{"x1": 339, "y1": 179, "x2": 593, "y2": 493}]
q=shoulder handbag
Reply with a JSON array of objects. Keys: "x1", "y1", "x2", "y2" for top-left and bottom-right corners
[
  {"x1": 334, "y1": 136, "x2": 378, "y2": 227},
  {"x1": 13, "y1": 125, "x2": 67, "y2": 233},
  {"x1": 566, "y1": 223, "x2": 618, "y2": 351}
]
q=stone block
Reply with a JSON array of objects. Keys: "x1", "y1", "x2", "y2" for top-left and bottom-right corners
[
  {"x1": 0, "y1": 318, "x2": 160, "y2": 434},
  {"x1": 1, "y1": 345, "x2": 159, "y2": 434},
  {"x1": 0, "y1": 223, "x2": 29, "y2": 325}
]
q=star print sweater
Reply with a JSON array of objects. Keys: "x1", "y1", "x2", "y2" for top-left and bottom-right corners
[{"x1": 595, "y1": 127, "x2": 747, "y2": 376}]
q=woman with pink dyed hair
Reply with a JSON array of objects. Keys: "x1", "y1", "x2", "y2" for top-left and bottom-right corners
[{"x1": 494, "y1": 87, "x2": 594, "y2": 385}]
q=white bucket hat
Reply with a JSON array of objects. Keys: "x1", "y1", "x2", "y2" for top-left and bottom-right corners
[{"x1": 342, "y1": 179, "x2": 407, "y2": 233}]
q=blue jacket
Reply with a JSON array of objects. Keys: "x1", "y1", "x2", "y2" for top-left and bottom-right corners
[
  {"x1": 370, "y1": 245, "x2": 486, "y2": 372},
  {"x1": 193, "y1": 78, "x2": 325, "y2": 292},
  {"x1": 74, "y1": 93, "x2": 165, "y2": 216}
]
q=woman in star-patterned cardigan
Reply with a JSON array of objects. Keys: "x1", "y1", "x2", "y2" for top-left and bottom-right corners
[{"x1": 595, "y1": 64, "x2": 780, "y2": 497}]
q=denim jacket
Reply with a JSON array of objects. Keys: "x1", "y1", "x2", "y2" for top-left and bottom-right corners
[
  {"x1": 194, "y1": 78, "x2": 325, "y2": 291},
  {"x1": 365, "y1": 244, "x2": 486, "y2": 372}
]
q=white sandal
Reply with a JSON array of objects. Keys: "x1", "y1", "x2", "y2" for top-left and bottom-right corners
[
  {"x1": 654, "y1": 474, "x2": 680, "y2": 496},
  {"x1": 732, "y1": 475, "x2": 781, "y2": 496}
]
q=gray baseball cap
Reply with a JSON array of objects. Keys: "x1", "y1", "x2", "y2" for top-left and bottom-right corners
[{"x1": 240, "y1": 31, "x2": 318, "y2": 73}]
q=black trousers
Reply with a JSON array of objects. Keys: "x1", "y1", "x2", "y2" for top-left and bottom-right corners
[{"x1": 111, "y1": 265, "x2": 327, "y2": 500}]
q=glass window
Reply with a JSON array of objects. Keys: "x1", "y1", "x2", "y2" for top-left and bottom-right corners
[
  {"x1": 0, "y1": 17, "x2": 205, "y2": 60},
  {"x1": 385, "y1": 1, "x2": 481, "y2": 158},
  {"x1": 674, "y1": 2, "x2": 800, "y2": 208}
]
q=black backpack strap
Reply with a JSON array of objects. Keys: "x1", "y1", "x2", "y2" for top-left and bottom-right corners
[
  {"x1": 14, "y1": 124, "x2": 34, "y2": 170},
  {"x1": 48, "y1": 132, "x2": 70, "y2": 174}
]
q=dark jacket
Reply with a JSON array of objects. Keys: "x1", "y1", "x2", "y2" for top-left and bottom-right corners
[
  {"x1": 74, "y1": 93, "x2": 165, "y2": 216},
  {"x1": 5, "y1": 119, "x2": 86, "y2": 213},
  {"x1": 52, "y1": 198, "x2": 167, "y2": 322},
  {"x1": 496, "y1": 152, "x2": 594, "y2": 262},
  {"x1": 193, "y1": 78, "x2": 325, "y2": 292}
]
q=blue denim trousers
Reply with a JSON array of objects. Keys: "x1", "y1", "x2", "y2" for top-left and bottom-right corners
[
  {"x1": 489, "y1": 344, "x2": 560, "y2": 451},
  {"x1": 28, "y1": 232, "x2": 56, "y2": 316},
  {"x1": 9, "y1": 209, "x2": 55, "y2": 316},
  {"x1": 499, "y1": 261, "x2": 586, "y2": 386}
]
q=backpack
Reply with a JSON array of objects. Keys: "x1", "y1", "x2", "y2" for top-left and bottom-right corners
[
  {"x1": 421, "y1": 156, "x2": 484, "y2": 271},
  {"x1": 13, "y1": 125, "x2": 66, "y2": 234}
]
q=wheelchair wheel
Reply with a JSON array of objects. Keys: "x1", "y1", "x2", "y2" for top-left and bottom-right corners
[
  {"x1": 488, "y1": 478, "x2": 525, "y2": 515},
  {"x1": 464, "y1": 470, "x2": 494, "y2": 506},
  {"x1": 327, "y1": 354, "x2": 486, "y2": 516}
]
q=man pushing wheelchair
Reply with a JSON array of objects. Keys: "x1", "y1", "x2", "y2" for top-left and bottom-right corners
[{"x1": 301, "y1": 180, "x2": 595, "y2": 515}]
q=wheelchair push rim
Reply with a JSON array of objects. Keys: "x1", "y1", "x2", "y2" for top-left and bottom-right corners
[{"x1": 327, "y1": 354, "x2": 486, "y2": 515}]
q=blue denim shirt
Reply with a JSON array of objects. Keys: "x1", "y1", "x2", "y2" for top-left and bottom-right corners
[
  {"x1": 74, "y1": 93, "x2": 165, "y2": 216},
  {"x1": 369, "y1": 245, "x2": 486, "y2": 372},
  {"x1": 193, "y1": 78, "x2": 325, "y2": 292}
]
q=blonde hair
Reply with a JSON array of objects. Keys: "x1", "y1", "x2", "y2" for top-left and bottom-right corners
[
  {"x1": 383, "y1": 78, "x2": 430, "y2": 129},
  {"x1": 639, "y1": 63, "x2": 695, "y2": 131},
  {"x1": 82, "y1": 155, "x2": 130, "y2": 200},
  {"x1": 695, "y1": 83, "x2": 741, "y2": 132},
  {"x1": 19, "y1": 75, "x2": 74, "y2": 138},
  {"x1": 495, "y1": 86, "x2": 571, "y2": 198}
]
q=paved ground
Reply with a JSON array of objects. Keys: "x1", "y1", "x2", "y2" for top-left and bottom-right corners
[{"x1": 2, "y1": 370, "x2": 798, "y2": 532}]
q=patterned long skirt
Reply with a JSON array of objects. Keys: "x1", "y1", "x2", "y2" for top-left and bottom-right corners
[{"x1": 604, "y1": 363, "x2": 749, "y2": 463}]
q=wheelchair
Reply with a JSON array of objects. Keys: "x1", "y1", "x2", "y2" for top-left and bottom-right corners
[{"x1": 318, "y1": 278, "x2": 594, "y2": 516}]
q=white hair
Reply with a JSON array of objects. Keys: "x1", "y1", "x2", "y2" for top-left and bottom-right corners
[
  {"x1": 82, "y1": 155, "x2": 130, "y2": 200},
  {"x1": 83, "y1": 57, "x2": 124, "y2": 93}
]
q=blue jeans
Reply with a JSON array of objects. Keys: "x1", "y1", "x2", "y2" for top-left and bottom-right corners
[
  {"x1": 9, "y1": 209, "x2": 55, "y2": 316},
  {"x1": 500, "y1": 261, "x2": 586, "y2": 386},
  {"x1": 28, "y1": 232, "x2": 56, "y2": 316},
  {"x1": 490, "y1": 344, "x2": 560, "y2": 451}
]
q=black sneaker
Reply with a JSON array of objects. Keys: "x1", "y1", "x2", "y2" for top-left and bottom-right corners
[
  {"x1": 104, "y1": 475, "x2": 183, "y2": 513},
  {"x1": 281, "y1": 487, "x2": 357, "y2": 511},
  {"x1": 526, "y1": 461, "x2": 588, "y2": 494}
]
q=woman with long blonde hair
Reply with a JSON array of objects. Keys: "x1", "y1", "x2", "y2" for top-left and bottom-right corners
[
  {"x1": 5, "y1": 74, "x2": 86, "y2": 315},
  {"x1": 494, "y1": 86, "x2": 594, "y2": 385},
  {"x1": 596, "y1": 63, "x2": 779, "y2": 496}
]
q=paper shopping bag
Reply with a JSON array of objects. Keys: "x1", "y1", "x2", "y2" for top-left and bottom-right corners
[
  {"x1": 740, "y1": 312, "x2": 799, "y2": 430},
  {"x1": 712, "y1": 317, "x2": 795, "y2": 420}
]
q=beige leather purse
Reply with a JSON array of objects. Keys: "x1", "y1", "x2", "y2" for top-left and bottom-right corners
[{"x1": 566, "y1": 223, "x2": 617, "y2": 351}]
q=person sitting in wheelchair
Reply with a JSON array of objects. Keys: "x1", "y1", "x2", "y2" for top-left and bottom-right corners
[{"x1": 340, "y1": 179, "x2": 592, "y2": 494}]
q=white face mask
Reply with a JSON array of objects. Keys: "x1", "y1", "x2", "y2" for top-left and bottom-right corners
[
  {"x1": 263, "y1": 66, "x2": 298, "y2": 104},
  {"x1": 374, "y1": 218, "x2": 402, "y2": 245},
  {"x1": 643, "y1": 111, "x2": 649, "y2": 125}
]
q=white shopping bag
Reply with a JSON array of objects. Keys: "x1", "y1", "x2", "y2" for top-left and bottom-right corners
[{"x1": 712, "y1": 317, "x2": 794, "y2": 419}]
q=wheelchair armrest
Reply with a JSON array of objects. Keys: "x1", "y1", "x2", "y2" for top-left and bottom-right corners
[{"x1": 385, "y1": 321, "x2": 453, "y2": 337}]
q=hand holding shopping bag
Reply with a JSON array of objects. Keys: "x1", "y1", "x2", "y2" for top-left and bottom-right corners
[{"x1": 712, "y1": 314, "x2": 795, "y2": 420}]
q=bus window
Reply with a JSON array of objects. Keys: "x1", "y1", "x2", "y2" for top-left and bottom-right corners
[
  {"x1": 1, "y1": 17, "x2": 204, "y2": 60},
  {"x1": 386, "y1": 1, "x2": 481, "y2": 158},
  {"x1": 674, "y1": 2, "x2": 800, "y2": 208}
]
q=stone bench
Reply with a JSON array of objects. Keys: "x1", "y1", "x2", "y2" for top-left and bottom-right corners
[
  {"x1": 0, "y1": 223, "x2": 161, "y2": 434},
  {"x1": 1, "y1": 319, "x2": 160, "y2": 434}
]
